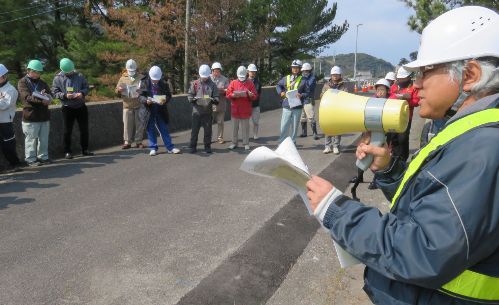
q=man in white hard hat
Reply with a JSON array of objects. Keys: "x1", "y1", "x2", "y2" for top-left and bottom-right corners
[
  {"x1": 306, "y1": 6, "x2": 499, "y2": 304},
  {"x1": 187, "y1": 64, "x2": 220, "y2": 153},
  {"x1": 138, "y1": 66, "x2": 180, "y2": 155},
  {"x1": 116, "y1": 59, "x2": 145, "y2": 149},
  {"x1": 210, "y1": 62, "x2": 230, "y2": 144},
  {"x1": 387, "y1": 66, "x2": 420, "y2": 162},
  {"x1": 227, "y1": 66, "x2": 258, "y2": 150},
  {"x1": 276, "y1": 59, "x2": 310, "y2": 145},
  {"x1": 299, "y1": 63, "x2": 319, "y2": 140},
  {"x1": 320, "y1": 66, "x2": 349, "y2": 154},
  {"x1": 246, "y1": 64, "x2": 262, "y2": 140},
  {"x1": 0, "y1": 63, "x2": 23, "y2": 172}
]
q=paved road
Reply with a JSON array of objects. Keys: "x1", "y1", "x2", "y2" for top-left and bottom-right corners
[
  {"x1": 0, "y1": 92, "x2": 424, "y2": 305},
  {"x1": 0, "y1": 99, "x2": 363, "y2": 304}
]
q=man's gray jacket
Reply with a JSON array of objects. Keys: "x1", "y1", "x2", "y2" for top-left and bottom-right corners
[
  {"x1": 319, "y1": 93, "x2": 499, "y2": 304},
  {"x1": 52, "y1": 71, "x2": 89, "y2": 108}
]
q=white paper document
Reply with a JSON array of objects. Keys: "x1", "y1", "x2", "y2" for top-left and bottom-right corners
[
  {"x1": 240, "y1": 136, "x2": 362, "y2": 269},
  {"x1": 334, "y1": 242, "x2": 361, "y2": 268},
  {"x1": 286, "y1": 89, "x2": 302, "y2": 108},
  {"x1": 120, "y1": 83, "x2": 139, "y2": 98},
  {"x1": 149, "y1": 95, "x2": 166, "y2": 104},
  {"x1": 233, "y1": 90, "x2": 247, "y2": 98},
  {"x1": 32, "y1": 90, "x2": 53, "y2": 101},
  {"x1": 196, "y1": 97, "x2": 211, "y2": 107},
  {"x1": 239, "y1": 137, "x2": 313, "y2": 215}
]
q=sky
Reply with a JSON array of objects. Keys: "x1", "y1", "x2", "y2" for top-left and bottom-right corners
[{"x1": 319, "y1": 0, "x2": 422, "y2": 67}]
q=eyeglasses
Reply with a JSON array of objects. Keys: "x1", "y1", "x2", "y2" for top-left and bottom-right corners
[{"x1": 419, "y1": 63, "x2": 447, "y2": 78}]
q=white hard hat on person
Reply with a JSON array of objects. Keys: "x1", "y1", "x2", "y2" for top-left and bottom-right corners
[
  {"x1": 211, "y1": 62, "x2": 223, "y2": 70},
  {"x1": 397, "y1": 67, "x2": 411, "y2": 78},
  {"x1": 126, "y1": 59, "x2": 137, "y2": 71},
  {"x1": 291, "y1": 59, "x2": 302, "y2": 67},
  {"x1": 375, "y1": 79, "x2": 391, "y2": 90},
  {"x1": 301, "y1": 63, "x2": 313, "y2": 71},
  {"x1": 385, "y1": 72, "x2": 396, "y2": 80},
  {"x1": 0, "y1": 64, "x2": 8, "y2": 77},
  {"x1": 404, "y1": 6, "x2": 499, "y2": 71},
  {"x1": 149, "y1": 66, "x2": 162, "y2": 80},
  {"x1": 331, "y1": 66, "x2": 341, "y2": 75},
  {"x1": 237, "y1": 66, "x2": 247, "y2": 81},
  {"x1": 247, "y1": 64, "x2": 258, "y2": 72},
  {"x1": 199, "y1": 64, "x2": 211, "y2": 78}
]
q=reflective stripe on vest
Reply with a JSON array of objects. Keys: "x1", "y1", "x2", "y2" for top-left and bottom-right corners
[
  {"x1": 286, "y1": 75, "x2": 302, "y2": 91},
  {"x1": 390, "y1": 108, "x2": 499, "y2": 303}
]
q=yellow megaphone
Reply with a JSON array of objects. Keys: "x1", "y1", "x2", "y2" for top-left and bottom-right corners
[{"x1": 319, "y1": 89, "x2": 409, "y2": 171}]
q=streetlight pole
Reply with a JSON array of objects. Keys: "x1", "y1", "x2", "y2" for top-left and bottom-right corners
[
  {"x1": 183, "y1": 0, "x2": 192, "y2": 94},
  {"x1": 354, "y1": 23, "x2": 362, "y2": 81}
]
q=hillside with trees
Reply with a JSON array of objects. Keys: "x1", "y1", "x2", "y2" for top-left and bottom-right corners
[{"x1": 308, "y1": 53, "x2": 395, "y2": 78}]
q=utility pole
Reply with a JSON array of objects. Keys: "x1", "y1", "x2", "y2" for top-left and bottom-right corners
[
  {"x1": 354, "y1": 23, "x2": 363, "y2": 81},
  {"x1": 183, "y1": 0, "x2": 192, "y2": 94}
]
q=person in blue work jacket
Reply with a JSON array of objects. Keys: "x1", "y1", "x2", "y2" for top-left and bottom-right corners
[
  {"x1": 307, "y1": 6, "x2": 499, "y2": 305},
  {"x1": 52, "y1": 58, "x2": 93, "y2": 159},
  {"x1": 138, "y1": 66, "x2": 180, "y2": 156},
  {"x1": 276, "y1": 59, "x2": 310, "y2": 145},
  {"x1": 299, "y1": 63, "x2": 319, "y2": 140}
]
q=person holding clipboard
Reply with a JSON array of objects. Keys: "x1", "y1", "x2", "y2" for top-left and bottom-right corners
[
  {"x1": 226, "y1": 66, "x2": 258, "y2": 151},
  {"x1": 52, "y1": 58, "x2": 93, "y2": 159},
  {"x1": 275, "y1": 59, "x2": 310, "y2": 145}
]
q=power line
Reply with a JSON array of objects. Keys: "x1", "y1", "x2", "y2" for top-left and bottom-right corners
[
  {"x1": 0, "y1": 0, "x2": 69, "y2": 16},
  {"x1": 0, "y1": 0, "x2": 87, "y2": 24}
]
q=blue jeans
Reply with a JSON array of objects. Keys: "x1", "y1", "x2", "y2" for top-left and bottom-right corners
[
  {"x1": 278, "y1": 108, "x2": 302, "y2": 145},
  {"x1": 147, "y1": 107, "x2": 175, "y2": 151}
]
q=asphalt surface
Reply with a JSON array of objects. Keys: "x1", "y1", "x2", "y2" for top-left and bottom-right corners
[{"x1": 0, "y1": 91, "x2": 424, "y2": 305}]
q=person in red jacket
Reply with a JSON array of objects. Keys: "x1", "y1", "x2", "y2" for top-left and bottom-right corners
[
  {"x1": 226, "y1": 66, "x2": 258, "y2": 151},
  {"x1": 387, "y1": 67, "x2": 420, "y2": 161}
]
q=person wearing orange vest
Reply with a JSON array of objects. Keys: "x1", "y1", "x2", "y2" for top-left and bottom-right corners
[
  {"x1": 386, "y1": 66, "x2": 420, "y2": 162},
  {"x1": 306, "y1": 6, "x2": 499, "y2": 305}
]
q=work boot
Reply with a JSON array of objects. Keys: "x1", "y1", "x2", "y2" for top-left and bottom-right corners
[
  {"x1": 311, "y1": 122, "x2": 319, "y2": 140},
  {"x1": 299, "y1": 122, "x2": 307, "y2": 137},
  {"x1": 368, "y1": 176, "x2": 378, "y2": 190},
  {"x1": 349, "y1": 174, "x2": 364, "y2": 183}
]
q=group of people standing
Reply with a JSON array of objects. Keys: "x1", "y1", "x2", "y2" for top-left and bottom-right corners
[{"x1": 0, "y1": 58, "x2": 94, "y2": 172}]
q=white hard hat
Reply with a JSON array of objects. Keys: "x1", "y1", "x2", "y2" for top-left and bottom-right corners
[
  {"x1": 397, "y1": 67, "x2": 411, "y2": 78},
  {"x1": 331, "y1": 66, "x2": 341, "y2": 75},
  {"x1": 247, "y1": 64, "x2": 258, "y2": 72},
  {"x1": 149, "y1": 66, "x2": 162, "y2": 80},
  {"x1": 126, "y1": 59, "x2": 137, "y2": 71},
  {"x1": 301, "y1": 63, "x2": 312, "y2": 71},
  {"x1": 375, "y1": 79, "x2": 391, "y2": 90},
  {"x1": 0, "y1": 64, "x2": 8, "y2": 77},
  {"x1": 385, "y1": 72, "x2": 396, "y2": 81},
  {"x1": 237, "y1": 66, "x2": 247, "y2": 81},
  {"x1": 404, "y1": 6, "x2": 499, "y2": 71},
  {"x1": 291, "y1": 59, "x2": 302, "y2": 67},
  {"x1": 211, "y1": 62, "x2": 223, "y2": 70},
  {"x1": 199, "y1": 64, "x2": 211, "y2": 78}
]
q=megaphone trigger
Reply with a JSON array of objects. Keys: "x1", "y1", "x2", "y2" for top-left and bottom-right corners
[{"x1": 356, "y1": 131, "x2": 386, "y2": 171}]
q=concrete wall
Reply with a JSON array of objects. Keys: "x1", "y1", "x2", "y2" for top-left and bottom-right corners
[{"x1": 0, "y1": 84, "x2": 324, "y2": 169}]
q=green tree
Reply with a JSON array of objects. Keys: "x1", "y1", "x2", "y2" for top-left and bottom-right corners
[
  {"x1": 398, "y1": 0, "x2": 499, "y2": 34},
  {"x1": 410, "y1": 51, "x2": 418, "y2": 61},
  {"x1": 399, "y1": 58, "x2": 410, "y2": 65}
]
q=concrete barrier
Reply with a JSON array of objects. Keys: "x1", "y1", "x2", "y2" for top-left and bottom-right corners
[{"x1": 0, "y1": 84, "x2": 324, "y2": 169}]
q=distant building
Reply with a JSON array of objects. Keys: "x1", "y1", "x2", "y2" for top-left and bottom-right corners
[{"x1": 356, "y1": 71, "x2": 372, "y2": 81}]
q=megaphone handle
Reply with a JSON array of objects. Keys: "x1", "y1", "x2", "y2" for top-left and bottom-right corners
[{"x1": 356, "y1": 131, "x2": 386, "y2": 171}]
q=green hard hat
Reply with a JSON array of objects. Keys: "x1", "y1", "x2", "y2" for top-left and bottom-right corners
[
  {"x1": 27, "y1": 60, "x2": 43, "y2": 72},
  {"x1": 60, "y1": 58, "x2": 74, "y2": 73}
]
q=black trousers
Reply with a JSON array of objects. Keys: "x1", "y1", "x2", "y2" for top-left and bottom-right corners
[
  {"x1": 190, "y1": 112, "x2": 212, "y2": 147},
  {"x1": 0, "y1": 122, "x2": 22, "y2": 168},
  {"x1": 387, "y1": 119, "x2": 412, "y2": 162},
  {"x1": 62, "y1": 105, "x2": 89, "y2": 153}
]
